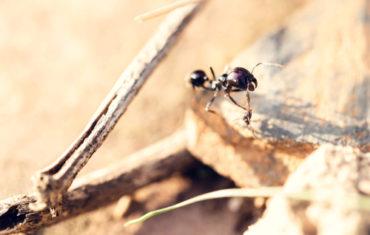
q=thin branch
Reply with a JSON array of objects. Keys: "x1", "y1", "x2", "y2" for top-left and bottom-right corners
[
  {"x1": 135, "y1": 0, "x2": 200, "y2": 22},
  {"x1": 33, "y1": 2, "x2": 201, "y2": 209},
  {"x1": 0, "y1": 130, "x2": 194, "y2": 234}
]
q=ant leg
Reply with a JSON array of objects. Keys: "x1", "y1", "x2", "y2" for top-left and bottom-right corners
[
  {"x1": 246, "y1": 92, "x2": 253, "y2": 117},
  {"x1": 243, "y1": 92, "x2": 257, "y2": 135},
  {"x1": 205, "y1": 90, "x2": 219, "y2": 114},
  {"x1": 246, "y1": 92, "x2": 255, "y2": 124},
  {"x1": 225, "y1": 91, "x2": 247, "y2": 111},
  {"x1": 246, "y1": 92, "x2": 251, "y2": 110},
  {"x1": 230, "y1": 88, "x2": 243, "y2": 92}
]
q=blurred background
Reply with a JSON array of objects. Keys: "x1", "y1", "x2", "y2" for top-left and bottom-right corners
[{"x1": 0, "y1": 0, "x2": 305, "y2": 234}]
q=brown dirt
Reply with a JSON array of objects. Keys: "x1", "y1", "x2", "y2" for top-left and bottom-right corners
[{"x1": 0, "y1": 0, "x2": 305, "y2": 234}]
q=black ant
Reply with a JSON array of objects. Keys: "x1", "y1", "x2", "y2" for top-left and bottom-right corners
[{"x1": 189, "y1": 63, "x2": 279, "y2": 126}]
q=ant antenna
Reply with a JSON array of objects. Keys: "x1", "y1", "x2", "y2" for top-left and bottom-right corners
[
  {"x1": 134, "y1": 0, "x2": 201, "y2": 22},
  {"x1": 209, "y1": 67, "x2": 216, "y2": 80},
  {"x1": 250, "y1": 62, "x2": 283, "y2": 74}
]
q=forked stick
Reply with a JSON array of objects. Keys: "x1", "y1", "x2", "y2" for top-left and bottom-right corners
[
  {"x1": 0, "y1": 130, "x2": 194, "y2": 234},
  {"x1": 33, "y1": 2, "x2": 202, "y2": 210}
]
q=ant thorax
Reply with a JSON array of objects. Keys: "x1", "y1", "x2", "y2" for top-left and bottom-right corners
[
  {"x1": 219, "y1": 73, "x2": 227, "y2": 82},
  {"x1": 210, "y1": 80, "x2": 222, "y2": 90},
  {"x1": 210, "y1": 74, "x2": 227, "y2": 90}
]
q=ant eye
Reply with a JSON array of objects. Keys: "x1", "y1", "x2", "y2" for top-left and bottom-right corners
[{"x1": 190, "y1": 70, "x2": 207, "y2": 87}]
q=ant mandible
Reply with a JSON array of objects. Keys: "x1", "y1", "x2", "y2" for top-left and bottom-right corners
[{"x1": 189, "y1": 63, "x2": 268, "y2": 126}]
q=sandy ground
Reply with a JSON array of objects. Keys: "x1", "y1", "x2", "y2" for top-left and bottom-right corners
[{"x1": 0, "y1": 0, "x2": 304, "y2": 234}]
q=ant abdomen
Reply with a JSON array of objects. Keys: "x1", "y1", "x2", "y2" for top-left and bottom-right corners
[{"x1": 189, "y1": 70, "x2": 207, "y2": 88}]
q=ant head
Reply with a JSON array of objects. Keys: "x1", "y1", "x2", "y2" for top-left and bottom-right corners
[
  {"x1": 227, "y1": 67, "x2": 258, "y2": 91},
  {"x1": 189, "y1": 70, "x2": 207, "y2": 88}
]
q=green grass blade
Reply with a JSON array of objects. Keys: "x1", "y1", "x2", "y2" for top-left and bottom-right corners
[
  {"x1": 125, "y1": 186, "x2": 370, "y2": 227},
  {"x1": 124, "y1": 187, "x2": 282, "y2": 226}
]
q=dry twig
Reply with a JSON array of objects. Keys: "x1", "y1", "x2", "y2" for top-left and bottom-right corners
[
  {"x1": 33, "y1": 2, "x2": 201, "y2": 210},
  {"x1": 135, "y1": 0, "x2": 201, "y2": 22},
  {"x1": 0, "y1": 130, "x2": 194, "y2": 233}
]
